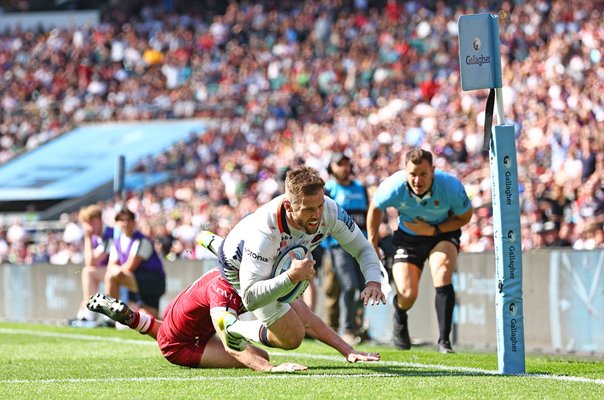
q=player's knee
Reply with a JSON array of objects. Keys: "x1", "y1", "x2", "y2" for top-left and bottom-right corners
[
  {"x1": 432, "y1": 267, "x2": 454, "y2": 285},
  {"x1": 397, "y1": 287, "x2": 418, "y2": 302},
  {"x1": 279, "y1": 332, "x2": 304, "y2": 350},
  {"x1": 105, "y1": 267, "x2": 118, "y2": 278},
  {"x1": 273, "y1": 326, "x2": 304, "y2": 350}
]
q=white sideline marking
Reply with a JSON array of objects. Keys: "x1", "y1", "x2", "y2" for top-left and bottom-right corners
[{"x1": 1, "y1": 328, "x2": 603, "y2": 386}]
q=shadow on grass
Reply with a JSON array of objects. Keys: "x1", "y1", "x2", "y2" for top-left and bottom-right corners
[{"x1": 279, "y1": 364, "x2": 500, "y2": 378}]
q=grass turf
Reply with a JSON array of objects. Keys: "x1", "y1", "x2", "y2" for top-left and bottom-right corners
[{"x1": 1, "y1": 321, "x2": 603, "y2": 399}]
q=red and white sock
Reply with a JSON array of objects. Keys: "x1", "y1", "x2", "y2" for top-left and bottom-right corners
[{"x1": 128, "y1": 311, "x2": 155, "y2": 335}]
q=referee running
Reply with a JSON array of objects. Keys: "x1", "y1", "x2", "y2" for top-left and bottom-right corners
[{"x1": 367, "y1": 149, "x2": 473, "y2": 353}]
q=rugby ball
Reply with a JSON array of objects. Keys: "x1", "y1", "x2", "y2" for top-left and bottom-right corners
[{"x1": 271, "y1": 245, "x2": 311, "y2": 303}]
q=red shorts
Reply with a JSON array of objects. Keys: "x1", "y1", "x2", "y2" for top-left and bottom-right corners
[
  {"x1": 154, "y1": 268, "x2": 244, "y2": 368},
  {"x1": 156, "y1": 325, "x2": 211, "y2": 368}
]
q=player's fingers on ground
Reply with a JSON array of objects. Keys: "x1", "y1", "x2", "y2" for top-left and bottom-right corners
[
  {"x1": 358, "y1": 353, "x2": 380, "y2": 362},
  {"x1": 354, "y1": 352, "x2": 378, "y2": 362},
  {"x1": 293, "y1": 363, "x2": 308, "y2": 371},
  {"x1": 277, "y1": 362, "x2": 307, "y2": 371}
]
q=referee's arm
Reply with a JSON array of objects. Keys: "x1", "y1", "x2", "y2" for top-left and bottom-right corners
[
  {"x1": 366, "y1": 201, "x2": 383, "y2": 256},
  {"x1": 433, "y1": 207, "x2": 473, "y2": 235}
]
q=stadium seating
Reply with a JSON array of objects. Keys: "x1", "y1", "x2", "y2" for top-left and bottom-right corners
[{"x1": 0, "y1": 0, "x2": 602, "y2": 265}]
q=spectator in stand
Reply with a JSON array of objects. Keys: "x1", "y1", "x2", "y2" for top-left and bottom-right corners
[
  {"x1": 6, "y1": 219, "x2": 27, "y2": 247},
  {"x1": 62, "y1": 212, "x2": 84, "y2": 246},
  {"x1": 557, "y1": 221, "x2": 576, "y2": 247},
  {"x1": 0, "y1": 0, "x2": 603, "y2": 263},
  {"x1": 69, "y1": 205, "x2": 114, "y2": 327},
  {"x1": 153, "y1": 223, "x2": 174, "y2": 260},
  {"x1": 105, "y1": 209, "x2": 166, "y2": 320},
  {"x1": 31, "y1": 241, "x2": 51, "y2": 263},
  {"x1": 538, "y1": 183, "x2": 572, "y2": 230},
  {"x1": 0, "y1": 227, "x2": 9, "y2": 264}
]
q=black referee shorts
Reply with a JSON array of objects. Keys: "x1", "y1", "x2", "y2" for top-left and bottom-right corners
[{"x1": 391, "y1": 229, "x2": 461, "y2": 270}]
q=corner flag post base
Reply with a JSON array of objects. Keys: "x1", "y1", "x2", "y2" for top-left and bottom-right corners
[{"x1": 490, "y1": 125, "x2": 526, "y2": 374}]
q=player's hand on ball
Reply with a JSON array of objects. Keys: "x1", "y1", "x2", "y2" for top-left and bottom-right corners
[
  {"x1": 287, "y1": 248, "x2": 315, "y2": 283},
  {"x1": 346, "y1": 351, "x2": 380, "y2": 363},
  {"x1": 271, "y1": 362, "x2": 308, "y2": 372}
]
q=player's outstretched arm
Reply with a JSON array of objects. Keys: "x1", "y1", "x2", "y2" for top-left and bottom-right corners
[
  {"x1": 227, "y1": 341, "x2": 307, "y2": 372},
  {"x1": 290, "y1": 299, "x2": 380, "y2": 363},
  {"x1": 231, "y1": 345, "x2": 307, "y2": 372},
  {"x1": 366, "y1": 202, "x2": 384, "y2": 255}
]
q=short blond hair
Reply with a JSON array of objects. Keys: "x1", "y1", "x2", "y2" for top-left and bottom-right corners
[
  {"x1": 78, "y1": 205, "x2": 102, "y2": 223},
  {"x1": 285, "y1": 166, "x2": 325, "y2": 205}
]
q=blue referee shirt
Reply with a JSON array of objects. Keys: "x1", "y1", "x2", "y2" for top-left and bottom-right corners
[{"x1": 372, "y1": 170, "x2": 471, "y2": 236}]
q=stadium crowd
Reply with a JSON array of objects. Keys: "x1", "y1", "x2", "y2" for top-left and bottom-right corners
[{"x1": 0, "y1": 0, "x2": 603, "y2": 266}]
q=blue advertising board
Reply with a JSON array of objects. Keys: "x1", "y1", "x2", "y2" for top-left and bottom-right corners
[{"x1": 458, "y1": 13, "x2": 503, "y2": 91}]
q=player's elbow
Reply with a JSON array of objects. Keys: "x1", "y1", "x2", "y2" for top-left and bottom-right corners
[
  {"x1": 242, "y1": 293, "x2": 260, "y2": 311},
  {"x1": 241, "y1": 290, "x2": 268, "y2": 311},
  {"x1": 460, "y1": 208, "x2": 474, "y2": 225}
]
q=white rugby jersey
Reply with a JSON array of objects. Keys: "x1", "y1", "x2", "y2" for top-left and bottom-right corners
[{"x1": 218, "y1": 194, "x2": 382, "y2": 310}]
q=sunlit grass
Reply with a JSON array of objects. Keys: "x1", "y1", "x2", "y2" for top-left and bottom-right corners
[{"x1": 1, "y1": 322, "x2": 602, "y2": 399}]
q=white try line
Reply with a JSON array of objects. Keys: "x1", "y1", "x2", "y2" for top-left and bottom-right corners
[{"x1": 1, "y1": 328, "x2": 603, "y2": 386}]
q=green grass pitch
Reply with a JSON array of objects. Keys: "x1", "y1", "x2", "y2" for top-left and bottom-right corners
[{"x1": 1, "y1": 321, "x2": 603, "y2": 399}]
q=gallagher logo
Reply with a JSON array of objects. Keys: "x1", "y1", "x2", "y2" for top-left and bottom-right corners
[
  {"x1": 473, "y1": 37, "x2": 481, "y2": 51},
  {"x1": 503, "y1": 155, "x2": 512, "y2": 168}
]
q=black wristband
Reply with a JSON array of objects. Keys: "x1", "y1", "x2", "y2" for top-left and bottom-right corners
[{"x1": 433, "y1": 224, "x2": 442, "y2": 236}]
